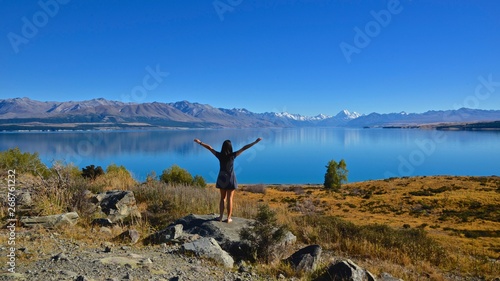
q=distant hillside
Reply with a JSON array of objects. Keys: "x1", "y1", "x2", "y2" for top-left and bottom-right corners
[{"x1": 0, "y1": 97, "x2": 499, "y2": 131}]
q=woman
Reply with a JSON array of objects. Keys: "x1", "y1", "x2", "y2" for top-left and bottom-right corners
[{"x1": 194, "y1": 138, "x2": 262, "y2": 223}]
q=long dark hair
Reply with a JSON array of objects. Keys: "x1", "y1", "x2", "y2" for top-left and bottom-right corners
[{"x1": 221, "y1": 140, "x2": 233, "y2": 156}]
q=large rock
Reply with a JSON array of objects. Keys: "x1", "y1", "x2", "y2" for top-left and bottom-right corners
[
  {"x1": 146, "y1": 214, "x2": 296, "y2": 262},
  {"x1": 21, "y1": 212, "x2": 79, "y2": 228},
  {"x1": 285, "y1": 244, "x2": 322, "y2": 273},
  {"x1": 182, "y1": 237, "x2": 234, "y2": 268},
  {"x1": 91, "y1": 190, "x2": 141, "y2": 223},
  {"x1": 314, "y1": 259, "x2": 376, "y2": 281}
]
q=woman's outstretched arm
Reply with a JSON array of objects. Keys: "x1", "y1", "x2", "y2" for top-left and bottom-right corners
[
  {"x1": 235, "y1": 138, "x2": 262, "y2": 157},
  {"x1": 194, "y1": 139, "x2": 217, "y2": 156}
]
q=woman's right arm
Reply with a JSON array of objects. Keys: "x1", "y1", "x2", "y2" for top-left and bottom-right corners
[{"x1": 194, "y1": 139, "x2": 217, "y2": 156}]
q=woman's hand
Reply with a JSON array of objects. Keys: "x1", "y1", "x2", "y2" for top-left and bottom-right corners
[
  {"x1": 194, "y1": 139, "x2": 202, "y2": 144},
  {"x1": 256, "y1": 137, "x2": 262, "y2": 143}
]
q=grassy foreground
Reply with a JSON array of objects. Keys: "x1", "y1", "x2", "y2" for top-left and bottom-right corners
[
  {"x1": 240, "y1": 176, "x2": 500, "y2": 280},
  {"x1": 1, "y1": 165, "x2": 499, "y2": 280}
]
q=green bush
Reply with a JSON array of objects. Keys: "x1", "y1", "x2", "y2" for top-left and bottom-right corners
[
  {"x1": 106, "y1": 163, "x2": 129, "y2": 175},
  {"x1": 160, "y1": 165, "x2": 206, "y2": 187},
  {"x1": 0, "y1": 147, "x2": 50, "y2": 177},
  {"x1": 81, "y1": 164, "x2": 104, "y2": 180},
  {"x1": 240, "y1": 204, "x2": 288, "y2": 263},
  {"x1": 160, "y1": 165, "x2": 193, "y2": 185},
  {"x1": 192, "y1": 175, "x2": 206, "y2": 187}
]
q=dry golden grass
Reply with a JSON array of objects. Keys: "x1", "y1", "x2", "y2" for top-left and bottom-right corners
[
  {"x1": 2, "y1": 172, "x2": 499, "y2": 280},
  {"x1": 236, "y1": 176, "x2": 500, "y2": 279}
]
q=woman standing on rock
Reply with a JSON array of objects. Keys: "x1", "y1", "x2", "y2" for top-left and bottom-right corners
[{"x1": 194, "y1": 138, "x2": 262, "y2": 223}]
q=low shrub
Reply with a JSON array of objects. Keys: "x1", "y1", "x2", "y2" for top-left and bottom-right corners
[
  {"x1": 240, "y1": 204, "x2": 288, "y2": 263},
  {"x1": 81, "y1": 164, "x2": 104, "y2": 180},
  {"x1": 0, "y1": 147, "x2": 50, "y2": 177},
  {"x1": 160, "y1": 165, "x2": 206, "y2": 187}
]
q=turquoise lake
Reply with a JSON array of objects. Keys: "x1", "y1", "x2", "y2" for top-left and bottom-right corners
[{"x1": 1, "y1": 127, "x2": 499, "y2": 184}]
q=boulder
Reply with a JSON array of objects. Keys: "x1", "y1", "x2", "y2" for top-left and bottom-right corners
[
  {"x1": 145, "y1": 224, "x2": 184, "y2": 244},
  {"x1": 285, "y1": 244, "x2": 322, "y2": 273},
  {"x1": 21, "y1": 212, "x2": 79, "y2": 228},
  {"x1": 114, "y1": 229, "x2": 140, "y2": 244},
  {"x1": 92, "y1": 190, "x2": 141, "y2": 223},
  {"x1": 314, "y1": 259, "x2": 376, "y2": 281},
  {"x1": 182, "y1": 237, "x2": 234, "y2": 268},
  {"x1": 176, "y1": 214, "x2": 296, "y2": 260},
  {"x1": 146, "y1": 214, "x2": 297, "y2": 263}
]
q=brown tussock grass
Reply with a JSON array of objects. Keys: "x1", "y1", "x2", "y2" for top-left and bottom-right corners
[{"x1": 2, "y1": 173, "x2": 499, "y2": 280}]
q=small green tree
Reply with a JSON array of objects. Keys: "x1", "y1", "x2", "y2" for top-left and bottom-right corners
[
  {"x1": 324, "y1": 159, "x2": 348, "y2": 191},
  {"x1": 240, "y1": 204, "x2": 288, "y2": 263},
  {"x1": 160, "y1": 164, "x2": 193, "y2": 185}
]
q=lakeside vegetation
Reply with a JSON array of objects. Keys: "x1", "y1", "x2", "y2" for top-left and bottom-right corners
[{"x1": 1, "y1": 148, "x2": 499, "y2": 280}]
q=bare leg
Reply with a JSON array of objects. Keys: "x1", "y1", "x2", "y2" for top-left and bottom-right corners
[
  {"x1": 226, "y1": 189, "x2": 235, "y2": 223},
  {"x1": 218, "y1": 189, "x2": 227, "y2": 221}
]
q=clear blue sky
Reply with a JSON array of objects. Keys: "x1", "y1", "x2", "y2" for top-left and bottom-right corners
[{"x1": 1, "y1": 0, "x2": 499, "y2": 116}]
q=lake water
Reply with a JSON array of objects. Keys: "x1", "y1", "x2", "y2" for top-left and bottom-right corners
[{"x1": 1, "y1": 128, "x2": 499, "y2": 184}]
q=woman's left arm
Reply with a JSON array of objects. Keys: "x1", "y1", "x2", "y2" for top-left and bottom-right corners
[{"x1": 235, "y1": 138, "x2": 262, "y2": 157}]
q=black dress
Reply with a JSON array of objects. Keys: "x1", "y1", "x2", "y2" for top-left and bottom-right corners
[{"x1": 215, "y1": 152, "x2": 238, "y2": 189}]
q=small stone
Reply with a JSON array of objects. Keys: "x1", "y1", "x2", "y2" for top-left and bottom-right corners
[
  {"x1": 51, "y1": 252, "x2": 69, "y2": 262},
  {"x1": 100, "y1": 226, "x2": 113, "y2": 235},
  {"x1": 76, "y1": 276, "x2": 91, "y2": 281},
  {"x1": 60, "y1": 270, "x2": 77, "y2": 277},
  {"x1": 139, "y1": 258, "x2": 153, "y2": 265},
  {"x1": 18, "y1": 247, "x2": 30, "y2": 254},
  {"x1": 114, "y1": 229, "x2": 140, "y2": 244}
]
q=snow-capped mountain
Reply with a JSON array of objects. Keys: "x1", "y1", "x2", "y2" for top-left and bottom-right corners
[
  {"x1": 335, "y1": 109, "x2": 363, "y2": 120},
  {"x1": 1, "y1": 98, "x2": 499, "y2": 130},
  {"x1": 273, "y1": 112, "x2": 331, "y2": 121}
]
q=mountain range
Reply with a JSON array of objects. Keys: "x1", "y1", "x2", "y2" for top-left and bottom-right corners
[{"x1": 1, "y1": 97, "x2": 499, "y2": 130}]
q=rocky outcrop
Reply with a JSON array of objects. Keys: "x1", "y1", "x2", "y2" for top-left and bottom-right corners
[
  {"x1": 91, "y1": 190, "x2": 141, "y2": 223},
  {"x1": 146, "y1": 214, "x2": 297, "y2": 266},
  {"x1": 20, "y1": 212, "x2": 79, "y2": 228}
]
